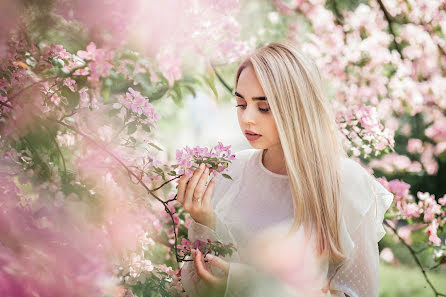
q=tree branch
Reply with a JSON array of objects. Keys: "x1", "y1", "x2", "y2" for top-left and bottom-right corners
[
  {"x1": 384, "y1": 220, "x2": 446, "y2": 297},
  {"x1": 377, "y1": 0, "x2": 404, "y2": 59},
  {"x1": 210, "y1": 61, "x2": 233, "y2": 94},
  {"x1": 54, "y1": 119, "x2": 188, "y2": 263}
]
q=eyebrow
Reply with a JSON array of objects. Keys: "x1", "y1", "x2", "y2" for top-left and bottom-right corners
[{"x1": 234, "y1": 91, "x2": 267, "y2": 101}]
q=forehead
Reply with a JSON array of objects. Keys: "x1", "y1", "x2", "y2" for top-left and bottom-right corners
[{"x1": 236, "y1": 65, "x2": 265, "y2": 97}]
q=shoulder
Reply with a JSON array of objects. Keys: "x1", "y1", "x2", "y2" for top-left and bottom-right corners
[
  {"x1": 213, "y1": 148, "x2": 257, "y2": 184},
  {"x1": 225, "y1": 148, "x2": 257, "y2": 174},
  {"x1": 339, "y1": 157, "x2": 392, "y2": 204},
  {"x1": 339, "y1": 157, "x2": 369, "y2": 182},
  {"x1": 233, "y1": 148, "x2": 258, "y2": 163}
]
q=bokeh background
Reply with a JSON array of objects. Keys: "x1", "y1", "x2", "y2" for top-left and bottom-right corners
[{"x1": 1, "y1": 0, "x2": 445, "y2": 296}]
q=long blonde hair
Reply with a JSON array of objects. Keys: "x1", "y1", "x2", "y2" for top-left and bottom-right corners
[{"x1": 235, "y1": 40, "x2": 348, "y2": 262}]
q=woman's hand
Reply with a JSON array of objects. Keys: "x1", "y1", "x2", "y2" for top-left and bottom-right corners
[
  {"x1": 177, "y1": 163, "x2": 217, "y2": 230},
  {"x1": 191, "y1": 248, "x2": 229, "y2": 292}
]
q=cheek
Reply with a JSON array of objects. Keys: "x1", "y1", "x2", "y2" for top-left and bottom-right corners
[
  {"x1": 266, "y1": 117, "x2": 279, "y2": 137},
  {"x1": 265, "y1": 119, "x2": 281, "y2": 144}
]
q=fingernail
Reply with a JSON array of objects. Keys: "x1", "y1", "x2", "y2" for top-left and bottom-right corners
[
  {"x1": 191, "y1": 249, "x2": 196, "y2": 256},
  {"x1": 206, "y1": 254, "x2": 214, "y2": 260},
  {"x1": 200, "y1": 163, "x2": 205, "y2": 169}
]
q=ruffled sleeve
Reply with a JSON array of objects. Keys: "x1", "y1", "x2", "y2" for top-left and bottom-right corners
[
  {"x1": 180, "y1": 149, "x2": 256, "y2": 297},
  {"x1": 328, "y1": 158, "x2": 394, "y2": 297}
]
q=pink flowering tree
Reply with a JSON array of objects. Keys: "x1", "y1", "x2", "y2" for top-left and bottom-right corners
[
  {"x1": 269, "y1": 0, "x2": 446, "y2": 295},
  {"x1": 0, "y1": 1, "x2": 250, "y2": 296},
  {"x1": 2, "y1": 0, "x2": 445, "y2": 296}
]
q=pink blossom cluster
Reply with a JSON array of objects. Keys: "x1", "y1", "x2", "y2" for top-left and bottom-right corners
[
  {"x1": 0, "y1": 40, "x2": 108, "y2": 136},
  {"x1": 54, "y1": 0, "x2": 132, "y2": 49},
  {"x1": 41, "y1": 43, "x2": 87, "y2": 77},
  {"x1": 369, "y1": 153, "x2": 422, "y2": 173},
  {"x1": 337, "y1": 105, "x2": 394, "y2": 158},
  {"x1": 76, "y1": 42, "x2": 114, "y2": 87},
  {"x1": 53, "y1": 0, "x2": 251, "y2": 87},
  {"x1": 116, "y1": 87, "x2": 160, "y2": 127},
  {"x1": 175, "y1": 141, "x2": 236, "y2": 178},
  {"x1": 177, "y1": 238, "x2": 193, "y2": 257},
  {"x1": 117, "y1": 232, "x2": 184, "y2": 295},
  {"x1": 276, "y1": 0, "x2": 446, "y2": 169},
  {"x1": 378, "y1": 176, "x2": 446, "y2": 247},
  {"x1": 116, "y1": 56, "x2": 150, "y2": 81},
  {"x1": 156, "y1": 48, "x2": 182, "y2": 87},
  {"x1": 0, "y1": 160, "x2": 117, "y2": 297}
]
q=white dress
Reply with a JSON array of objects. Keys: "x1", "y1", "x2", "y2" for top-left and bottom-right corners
[{"x1": 180, "y1": 148, "x2": 394, "y2": 297}]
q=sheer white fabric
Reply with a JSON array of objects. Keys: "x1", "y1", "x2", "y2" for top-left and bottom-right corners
[{"x1": 180, "y1": 148, "x2": 394, "y2": 297}]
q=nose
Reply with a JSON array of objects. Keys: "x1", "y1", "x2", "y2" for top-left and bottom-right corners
[{"x1": 241, "y1": 105, "x2": 257, "y2": 126}]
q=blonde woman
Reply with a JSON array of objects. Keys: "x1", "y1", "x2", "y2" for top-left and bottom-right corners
[{"x1": 177, "y1": 40, "x2": 394, "y2": 297}]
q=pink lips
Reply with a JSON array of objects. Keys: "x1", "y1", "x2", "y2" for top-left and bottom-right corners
[{"x1": 245, "y1": 130, "x2": 262, "y2": 141}]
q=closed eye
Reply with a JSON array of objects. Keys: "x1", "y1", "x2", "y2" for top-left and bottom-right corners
[{"x1": 235, "y1": 105, "x2": 270, "y2": 113}]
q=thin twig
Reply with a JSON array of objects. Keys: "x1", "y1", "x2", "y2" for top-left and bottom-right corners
[
  {"x1": 54, "y1": 119, "x2": 188, "y2": 263},
  {"x1": 210, "y1": 62, "x2": 233, "y2": 94},
  {"x1": 377, "y1": 0, "x2": 404, "y2": 59},
  {"x1": 8, "y1": 78, "x2": 51, "y2": 101},
  {"x1": 331, "y1": 0, "x2": 344, "y2": 26},
  {"x1": 44, "y1": 125, "x2": 67, "y2": 178},
  {"x1": 384, "y1": 220, "x2": 446, "y2": 297}
]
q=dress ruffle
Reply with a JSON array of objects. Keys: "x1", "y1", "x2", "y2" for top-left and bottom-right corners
[{"x1": 338, "y1": 158, "x2": 394, "y2": 257}]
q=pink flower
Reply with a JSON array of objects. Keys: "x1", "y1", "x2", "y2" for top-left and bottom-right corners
[
  {"x1": 380, "y1": 247, "x2": 395, "y2": 263},
  {"x1": 157, "y1": 50, "x2": 182, "y2": 87},
  {"x1": 79, "y1": 87, "x2": 90, "y2": 108},
  {"x1": 76, "y1": 42, "x2": 114, "y2": 87},
  {"x1": 117, "y1": 87, "x2": 160, "y2": 127},
  {"x1": 63, "y1": 77, "x2": 77, "y2": 92},
  {"x1": 439, "y1": 194, "x2": 446, "y2": 206},
  {"x1": 402, "y1": 203, "x2": 422, "y2": 219},
  {"x1": 426, "y1": 220, "x2": 442, "y2": 246},
  {"x1": 407, "y1": 139, "x2": 423, "y2": 154}
]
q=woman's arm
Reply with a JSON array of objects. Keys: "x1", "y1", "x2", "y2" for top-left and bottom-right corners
[
  {"x1": 328, "y1": 206, "x2": 381, "y2": 297},
  {"x1": 180, "y1": 150, "x2": 255, "y2": 297}
]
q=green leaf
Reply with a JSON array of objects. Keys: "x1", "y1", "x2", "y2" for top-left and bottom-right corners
[
  {"x1": 222, "y1": 173, "x2": 232, "y2": 180},
  {"x1": 148, "y1": 142, "x2": 163, "y2": 151},
  {"x1": 127, "y1": 121, "x2": 137, "y2": 134},
  {"x1": 101, "y1": 87, "x2": 110, "y2": 102},
  {"x1": 171, "y1": 93, "x2": 184, "y2": 108},
  {"x1": 202, "y1": 75, "x2": 218, "y2": 99},
  {"x1": 184, "y1": 85, "x2": 197, "y2": 98},
  {"x1": 124, "y1": 109, "x2": 131, "y2": 122},
  {"x1": 142, "y1": 124, "x2": 151, "y2": 133},
  {"x1": 173, "y1": 82, "x2": 182, "y2": 99},
  {"x1": 108, "y1": 108, "x2": 120, "y2": 117},
  {"x1": 167, "y1": 170, "x2": 177, "y2": 176},
  {"x1": 58, "y1": 68, "x2": 71, "y2": 77},
  {"x1": 61, "y1": 86, "x2": 80, "y2": 109},
  {"x1": 52, "y1": 57, "x2": 65, "y2": 68},
  {"x1": 149, "y1": 85, "x2": 169, "y2": 100}
]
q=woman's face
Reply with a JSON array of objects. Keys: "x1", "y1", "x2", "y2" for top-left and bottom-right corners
[{"x1": 235, "y1": 64, "x2": 281, "y2": 149}]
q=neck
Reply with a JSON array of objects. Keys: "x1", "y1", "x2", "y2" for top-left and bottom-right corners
[{"x1": 262, "y1": 145, "x2": 287, "y2": 175}]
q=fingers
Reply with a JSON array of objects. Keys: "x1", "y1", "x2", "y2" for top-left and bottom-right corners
[
  {"x1": 193, "y1": 166, "x2": 210, "y2": 207},
  {"x1": 184, "y1": 163, "x2": 206, "y2": 209},
  {"x1": 205, "y1": 253, "x2": 230, "y2": 274},
  {"x1": 176, "y1": 174, "x2": 190, "y2": 204},
  {"x1": 192, "y1": 249, "x2": 220, "y2": 285},
  {"x1": 201, "y1": 176, "x2": 216, "y2": 209}
]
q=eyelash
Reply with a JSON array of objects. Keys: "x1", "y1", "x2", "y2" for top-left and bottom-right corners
[{"x1": 235, "y1": 104, "x2": 270, "y2": 113}]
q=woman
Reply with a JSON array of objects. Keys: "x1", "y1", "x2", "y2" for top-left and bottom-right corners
[{"x1": 176, "y1": 40, "x2": 394, "y2": 297}]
